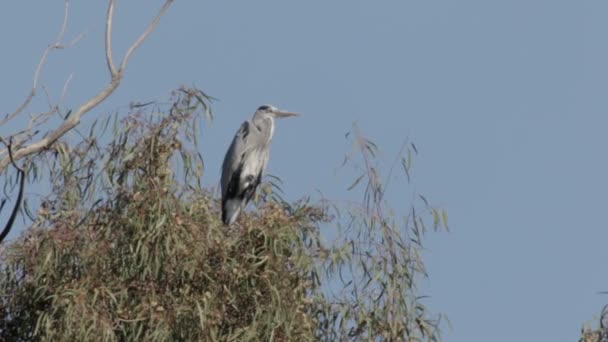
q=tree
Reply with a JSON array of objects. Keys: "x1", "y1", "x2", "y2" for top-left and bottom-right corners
[{"x1": 0, "y1": 2, "x2": 447, "y2": 341}]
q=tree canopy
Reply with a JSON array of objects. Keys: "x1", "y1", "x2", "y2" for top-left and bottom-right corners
[{"x1": 0, "y1": 88, "x2": 446, "y2": 341}]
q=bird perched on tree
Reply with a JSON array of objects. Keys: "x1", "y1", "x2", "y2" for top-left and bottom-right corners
[{"x1": 220, "y1": 105, "x2": 298, "y2": 225}]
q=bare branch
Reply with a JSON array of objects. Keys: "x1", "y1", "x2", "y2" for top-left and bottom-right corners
[
  {"x1": 59, "y1": 73, "x2": 75, "y2": 108},
  {"x1": 41, "y1": 84, "x2": 55, "y2": 112},
  {"x1": 119, "y1": 0, "x2": 173, "y2": 72},
  {"x1": 0, "y1": 0, "x2": 69, "y2": 126},
  {"x1": 66, "y1": 28, "x2": 90, "y2": 48},
  {"x1": 0, "y1": 0, "x2": 174, "y2": 172},
  {"x1": 0, "y1": 0, "x2": 85, "y2": 128},
  {"x1": 105, "y1": 0, "x2": 118, "y2": 77},
  {"x1": 56, "y1": 0, "x2": 70, "y2": 43}
]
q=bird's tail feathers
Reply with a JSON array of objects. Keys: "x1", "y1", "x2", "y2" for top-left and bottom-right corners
[{"x1": 222, "y1": 199, "x2": 242, "y2": 225}]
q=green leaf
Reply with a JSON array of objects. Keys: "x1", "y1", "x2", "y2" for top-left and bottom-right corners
[{"x1": 441, "y1": 209, "x2": 449, "y2": 230}]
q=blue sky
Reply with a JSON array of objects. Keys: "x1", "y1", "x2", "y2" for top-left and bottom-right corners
[{"x1": 1, "y1": 1, "x2": 607, "y2": 340}]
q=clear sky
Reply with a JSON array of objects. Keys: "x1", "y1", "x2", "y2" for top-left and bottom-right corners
[{"x1": 1, "y1": 1, "x2": 607, "y2": 340}]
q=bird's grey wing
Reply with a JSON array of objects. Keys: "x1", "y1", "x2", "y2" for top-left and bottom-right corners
[{"x1": 221, "y1": 121, "x2": 250, "y2": 199}]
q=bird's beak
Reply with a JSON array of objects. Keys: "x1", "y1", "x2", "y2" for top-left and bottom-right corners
[{"x1": 273, "y1": 109, "x2": 299, "y2": 118}]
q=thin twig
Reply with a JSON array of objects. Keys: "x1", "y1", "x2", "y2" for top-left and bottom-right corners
[
  {"x1": 56, "y1": 0, "x2": 70, "y2": 43},
  {"x1": 119, "y1": 0, "x2": 173, "y2": 72},
  {"x1": 59, "y1": 73, "x2": 75, "y2": 108},
  {"x1": 41, "y1": 84, "x2": 56, "y2": 113},
  {"x1": 105, "y1": 0, "x2": 118, "y2": 76},
  {"x1": 0, "y1": 0, "x2": 73, "y2": 127}
]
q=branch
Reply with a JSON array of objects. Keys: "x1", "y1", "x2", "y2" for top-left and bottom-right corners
[
  {"x1": 119, "y1": 0, "x2": 173, "y2": 73},
  {"x1": 0, "y1": 0, "x2": 173, "y2": 173},
  {"x1": 0, "y1": 139, "x2": 26, "y2": 243},
  {"x1": 0, "y1": 0, "x2": 72, "y2": 127},
  {"x1": 105, "y1": 0, "x2": 118, "y2": 76}
]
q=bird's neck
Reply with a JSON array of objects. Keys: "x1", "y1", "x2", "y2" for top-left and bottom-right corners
[
  {"x1": 253, "y1": 115, "x2": 275, "y2": 141},
  {"x1": 268, "y1": 118, "x2": 275, "y2": 140}
]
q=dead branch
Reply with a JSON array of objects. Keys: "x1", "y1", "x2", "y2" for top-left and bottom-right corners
[
  {"x1": 1, "y1": 0, "x2": 88, "y2": 131},
  {"x1": 0, "y1": 0, "x2": 174, "y2": 173}
]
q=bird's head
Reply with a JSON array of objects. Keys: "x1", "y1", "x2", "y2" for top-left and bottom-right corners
[{"x1": 255, "y1": 105, "x2": 299, "y2": 119}]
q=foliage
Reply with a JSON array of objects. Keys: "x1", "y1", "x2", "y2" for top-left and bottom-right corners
[
  {"x1": 581, "y1": 305, "x2": 608, "y2": 342},
  {"x1": 0, "y1": 87, "x2": 445, "y2": 341},
  {"x1": 309, "y1": 124, "x2": 448, "y2": 341}
]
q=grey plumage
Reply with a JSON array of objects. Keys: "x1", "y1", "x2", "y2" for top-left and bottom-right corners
[{"x1": 220, "y1": 105, "x2": 298, "y2": 225}]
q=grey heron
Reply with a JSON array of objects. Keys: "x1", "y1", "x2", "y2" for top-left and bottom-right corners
[{"x1": 220, "y1": 105, "x2": 298, "y2": 225}]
